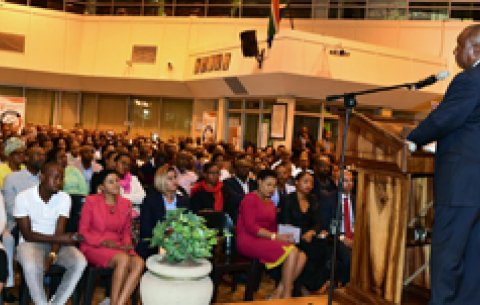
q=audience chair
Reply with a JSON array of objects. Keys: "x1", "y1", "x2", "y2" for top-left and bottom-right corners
[{"x1": 197, "y1": 210, "x2": 261, "y2": 302}]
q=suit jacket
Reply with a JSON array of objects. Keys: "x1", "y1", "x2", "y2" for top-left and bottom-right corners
[
  {"x1": 78, "y1": 194, "x2": 133, "y2": 252},
  {"x1": 223, "y1": 177, "x2": 257, "y2": 217},
  {"x1": 278, "y1": 192, "x2": 322, "y2": 235},
  {"x1": 136, "y1": 191, "x2": 190, "y2": 260},
  {"x1": 71, "y1": 159, "x2": 103, "y2": 175},
  {"x1": 320, "y1": 191, "x2": 355, "y2": 232},
  {"x1": 408, "y1": 65, "x2": 480, "y2": 207}
]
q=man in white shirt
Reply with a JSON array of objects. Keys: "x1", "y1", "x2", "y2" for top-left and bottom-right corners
[
  {"x1": 175, "y1": 151, "x2": 198, "y2": 195},
  {"x1": 14, "y1": 162, "x2": 87, "y2": 305}
]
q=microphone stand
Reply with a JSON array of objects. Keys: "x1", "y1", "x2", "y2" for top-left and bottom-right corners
[{"x1": 326, "y1": 81, "x2": 415, "y2": 305}]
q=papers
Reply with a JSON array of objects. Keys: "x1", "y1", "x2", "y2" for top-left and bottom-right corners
[{"x1": 278, "y1": 224, "x2": 301, "y2": 244}]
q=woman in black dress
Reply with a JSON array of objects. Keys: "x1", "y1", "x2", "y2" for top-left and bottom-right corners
[
  {"x1": 278, "y1": 171, "x2": 330, "y2": 292},
  {"x1": 190, "y1": 162, "x2": 234, "y2": 220}
]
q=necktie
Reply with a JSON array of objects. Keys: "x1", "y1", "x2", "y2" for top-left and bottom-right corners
[{"x1": 343, "y1": 197, "x2": 353, "y2": 239}]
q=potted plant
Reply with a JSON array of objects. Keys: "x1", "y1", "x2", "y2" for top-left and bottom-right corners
[{"x1": 140, "y1": 208, "x2": 218, "y2": 305}]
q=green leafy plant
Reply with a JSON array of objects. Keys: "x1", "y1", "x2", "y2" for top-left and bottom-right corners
[{"x1": 146, "y1": 208, "x2": 218, "y2": 264}]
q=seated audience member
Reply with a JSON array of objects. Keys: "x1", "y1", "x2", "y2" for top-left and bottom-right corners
[
  {"x1": 66, "y1": 140, "x2": 80, "y2": 165},
  {"x1": 79, "y1": 170, "x2": 145, "y2": 305},
  {"x1": 321, "y1": 169, "x2": 355, "y2": 285},
  {"x1": 292, "y1": 150, "x2": 313, "y2": 177},
  {"x1": 212, "y1": 153, "x2": 230, "y2": 181},
  {"x1": 237, "y1": 169, "x2": 307, "y2": 299},
  {"x1": 136, "y1": 166, "x2": 190, "y2": 260},
  {"x1": 251, "y1": 156, "x2": 265, "y2": 180},
  {"x1": 0, "y1": 137, "x2": 25, "y2": 188},
  {"x1": 14, "y1": 162, "x2": 87, "y2": 305},
  {"x1": 2, "y1": 146, "x2": 45, "y2": 302},
  {"x1": 271, "y1": 163, "x2": 296, "y2": 208},
  {"x1": 0, "y1": 193, "x2": 9, "y2": 297},
  {"x1": 115, "y1": 153, "x2": 146, "y2": 209},
  {"x1": 223, "y1": 155, "x2": 257, "y2": 221},
  {"x1": 47, "y1": 147, "x2": 89, "y2": 196},
  {"x1": 312, "y1": 155, "x2": 336, "y2": 199},
  {"x1": 90, "y1": 151, "x2": 118, "y2": 195},
  {"x1": 141, "y1": 151, "x2": 166, "y2": 190},
  {"x1": 71, "y1": 145, "x2": 103, "y2": 191},
  {"x1": 278, "y1": 171, "x2": 330, "y2": 293},
  {"x1": 322, "y1": 130, "x2": 335, "y2": 154},
  {"x1": 190, "y1": 163, "x2": 234, "y2": 220},
  {"x1": 175, "y1": 151, "x2": 198, "y2": 195}
]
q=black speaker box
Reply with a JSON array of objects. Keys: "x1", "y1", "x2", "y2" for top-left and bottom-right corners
[{"x1": 240, "y1": 30, "x2": 259, "y2": 58}]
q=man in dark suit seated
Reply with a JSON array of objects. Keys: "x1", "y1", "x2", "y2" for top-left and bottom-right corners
[
  {"x1": 321, "y1": 169, "x2": 355, "y2": 286},
  {"x1": 223, "y1": 154, "x2": 257, "y2": 223},
  {"x1": 312, "y1": 155, "x2": 336, "y2": 199},
  {"x1": 406, "y1": 25, "x2": 480, "y2": 304}
]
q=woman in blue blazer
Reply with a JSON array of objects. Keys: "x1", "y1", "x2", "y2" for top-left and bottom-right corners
[{"x1": 136, "y1": 166, "x2": 190, "y2": 260}]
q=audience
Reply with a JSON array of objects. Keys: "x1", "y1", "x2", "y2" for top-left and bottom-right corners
[
  {"x1": 137, "y1": 166, "x2": 190, "y2": 260},
  {"x1": 2, "y1": 145, "x2": 45, "y2": 302},
  {"x1": 175, "y1": 151, "x2": 198, "y2": 195},
  {"x1": 71, "y1": 145, "x2": 103, "y2": 191},
  {"x1": 47, "y1": 147, "x2": 89, "y2": 196},
  {"x1": 237, "y1": 169, "x2": 307, "y2": 299},
  {"x1": 278, "y1": 171, "x2": 330, "y2": 293},
  {"x1": 79, "y1": 170, "x2": 145, "y2": 305},
  {"x1": 271, "y1": 163, "x2": 296, "y2": 208},
  {"x1": 0, "y1": 193, "x2": 9, "y2": 298},
  {"x1": 0, "y1": 137, "x2": 25, "y2": 188},
  {"x1": 115, "y1": 153, "x2": 146, "y2": 210},
  {"x1": 190, "y1": 163, "x2": 234, "y2": 220},
  {"x1": 14, "y1": 162, "x2": 87, "y2": 305},
  {"x1": 321, "y1": 169, "x2": 355, "y2": 285}
]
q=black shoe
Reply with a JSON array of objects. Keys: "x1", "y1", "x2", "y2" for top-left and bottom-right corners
[{"x1": 2, "y1": 289, "x2": 19, "y2": 303}]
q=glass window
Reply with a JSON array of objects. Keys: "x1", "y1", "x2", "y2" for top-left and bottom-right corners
[
  {"x1": 144, "y1": 6, "x2": 174, "y2": 16},
  {"x1": 263, "y1": 99, "x2": 276, "y2": 111},
  {"x1": 330, "y1": 6, "x2": 366, "y2": 18},
  {"x1": 450, "y1": 9, "x2": 480, "y2": 21},
  {"x1": 130, "y1": 97, "x2": 161, "y2": 137},
  {"x1": 322, "y1": 118, "x2": 339, "y2": 152},
  {"x1": 0, "y1": 85, "x2": 23, "y2": 97},
  {"x1": 295, "y1": 102, "x2": 321, "y2": 113},
  {"x1": 408, "y1": 8, "x2": 448, "y2": 20},
  {"x1": 409, "y1": 1, "x2": 448, "y2": 7},
  {"x1": 367, "y1": 7, "x2": 406, "y2": 19},
  {"x1": 243, "y1": 0, "x2": 270, "y2": 4},
  {"x1": 283, "y1": 7, "x2": 312, "y2": 18},
  {"x1": 159, "y1": 99, "x2": 193, "y2": 141},
  {"x1": 245, "y1": 100, "x2": 260, "y2": 110},
  {"x1": 95, "y1": 5, "x2": 113, "y2": 14},
  {"x1": 175, "y1": 6, "x2": 205, "y2": 16},
  {"x1": 65, "y1": 3, "x2": 88, "y2": 14},
  {"x1": 97, "y1": 95, "x2": 128, "y2": 132},
  {"x1": 25, "y1": 89, "x2": 54, "y2": 126},
  {"x1": 81, "y1": 93, "x2": 97, "y2": 128},
  {"x1": 242, "y1": 6, "x2": 270, "y2": 17},
  {"x1": 59, "y1": 92, "x2": 79, "y2": 129},
  {"x1": 114, "y1": 6, "x2": 141, "y2": 15},
  {"x1": 176, "y1": 0, "x2": 206, "y2": 3},
  {"x1": 451, "y1": 2, "x2": 480, "y2": 7},
  {"x1": 313, "y1": 6, "x2": 328, "y2": 18},
  {"x1": 293, "y1": 116, "x2": 320, "y2": 143},
  {"x1": 245, "y1": 114, "x2": 259, "y2": 148},
  {"x1": 368, "y1": 0, "x2": 406, "y2": 5},
  {"x1": 4, "y1": 0, "x2": 27, "y2": 5},
  {"x1": 262, "y1": 114, "x2": 274, "y2": 147},
  {"x1": 207, "y1": 6, "x2": 239, "y2": 17},
  {"x1": 229, "y1": 100, "x2": 242, "y2": 110}
]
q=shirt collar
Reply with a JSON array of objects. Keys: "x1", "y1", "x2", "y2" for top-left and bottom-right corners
[
  {"x1": 22, "y1": 167, "x2": 40, "y2": 179},
  {"x1": 163, "y1": 194, "x2": 177, "y2": 205}
]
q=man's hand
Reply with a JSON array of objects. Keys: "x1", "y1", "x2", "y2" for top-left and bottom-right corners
[
  {"x1": 101, "y1": 240, "x2": 119, "y2": 249},
  {"x1": 343, "y1": 237, "x2": 353, "y2": 249},
  {"x1": 301, "y1": 231, "x2": 315, "y2": 243},
  {"x1": 44, "y1": 257, "x2": 54, "y2": 273}
]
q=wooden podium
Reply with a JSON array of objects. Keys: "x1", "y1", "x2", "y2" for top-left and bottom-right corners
[{"x1": 332, "y1": 113, "x2": 434, "y2": 304}]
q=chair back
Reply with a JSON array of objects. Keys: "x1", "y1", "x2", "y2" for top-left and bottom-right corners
[
  {"x1": 197, "y1": 210, "x2": 225, "y2": 232},
  {"x1": 66, "y1": 195, "x2": 86, "y2": 233}
]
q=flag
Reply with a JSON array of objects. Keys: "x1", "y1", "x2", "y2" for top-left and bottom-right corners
[{"x1": 267, "y1": 0, "x2": 288, "y2": 48}]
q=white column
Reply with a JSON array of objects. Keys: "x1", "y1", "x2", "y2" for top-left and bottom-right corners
[{"x1": 216, "y1": 98, "x2": 226, "y2": 142}]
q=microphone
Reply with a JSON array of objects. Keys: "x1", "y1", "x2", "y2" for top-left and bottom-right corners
[{"x1": 414, "y1": 70, "x2": 450, "y2": 90}]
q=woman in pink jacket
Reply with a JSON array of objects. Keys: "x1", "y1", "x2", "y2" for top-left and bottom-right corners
[{"x1": 79, "y1": 169, "x2": 145, "y2": 305}]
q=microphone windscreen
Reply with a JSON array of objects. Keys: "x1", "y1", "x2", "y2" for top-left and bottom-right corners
[{"x1": 436, "y1": 70, "x2": 450, "y2": 81}]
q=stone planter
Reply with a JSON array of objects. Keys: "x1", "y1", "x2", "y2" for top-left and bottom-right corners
[{"x1": 140, "y1": 254, "x2": 213, "y2": 305}]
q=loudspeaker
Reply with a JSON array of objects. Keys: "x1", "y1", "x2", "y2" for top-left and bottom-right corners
[{"x1": 240, "y1": 30, "x2": 259, "y2": 58}]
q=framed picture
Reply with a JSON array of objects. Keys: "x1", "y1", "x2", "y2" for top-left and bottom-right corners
[
  {"x1": 200, "y1": 57, "x2": 208, "y2": 73},
  {"x1": 223, "y1": 53, "x2": 231, "y2": 71},
  {"x1": 194, "y1": 58, "x2": 201, "y2": 74},
  {"x1": 270, "y1": 103, "x2": 287, "y2": 140},
  {"x1": 214, "y1": 54, "x2": 223, "y2": 71}
]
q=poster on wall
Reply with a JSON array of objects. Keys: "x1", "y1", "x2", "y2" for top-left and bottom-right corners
[
  {"x1": 202, "y1": 111, "x2": 217, "y2": 143},
  {"x1": 270, "y1": 103, "x2": 287, "y2": 139},
  {"x1": 0, "y1": 96, "x2": 25, "y2": 134}
]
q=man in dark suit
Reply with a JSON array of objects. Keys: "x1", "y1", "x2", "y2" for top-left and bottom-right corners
[
  {"x1": 406, "y1": 25, "x2": 480, "y2": 304},
  {"x1": 321, "y1": 169, "x2": 355, "y2": 286},
  {"x1": 223, "y1": 154, "x2": 257, "y2": 223}
]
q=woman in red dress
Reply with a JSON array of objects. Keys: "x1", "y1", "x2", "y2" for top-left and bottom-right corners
[
  {"x1": 237, "y1": 169, "x2": 307, "y2": 299},
  {"x1": 79, "y1": 170, "x2": 145, "y2": 305}
]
